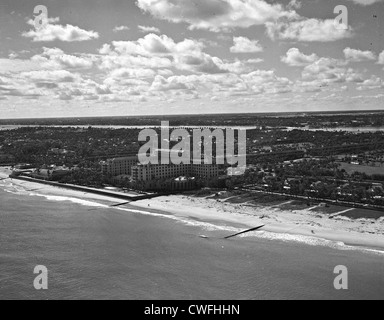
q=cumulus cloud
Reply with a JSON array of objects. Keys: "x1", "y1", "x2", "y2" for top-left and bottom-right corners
[
  {"x1": 23, "y1": 18, "x2": 99, "y2": 42},
  {"x1": 109, "y1": 67, "x2": 156, "y2": 79},
  {"x1": 302, "y1": 57, "x2": 363, "y2": 84},
  {"x1": 281, "y1": 48, "x2": 319, "y2": 66},
  {"x1": 343, "y1": 47, "x2": 376, "y2": 62},
  {"x1": 150, "y1": 75, "x2": 193, "y2": 91},
  {"x1": 99, "y1": 33, "x2": 234, "y2": 74},
  {"x1": 0, "y1": 58, "x2": 41, "y2": 73},
  {"x1": 152, "y1": 70, "x2": 293, "y2": 97},
  {"x1": 136, "y1": 0, "x2": 352, "y2": 44},
  {"x1": 175, "y1": 53, "x2": 227, "y2": 74},
  {"x1": 138, "y1": 25, "x2": 161, "y2": 33},
  {"x1": 136, "y1": 0, "x2": 298, "y2": 32},
  {"x1": 241, "y1": 70, "x2": 292, "y2": 94},
  {"x1": 378, "y1": 51, "x2": 384, "y2": 65},
  {"x1": 20, "y1": 70, "x2": 80, "y2": 83},
  {"x1": 0, "y1": 87, "x2": 42, "y2": 98},
  {"x1": 288, "y1": 0, "x2": 302, "y2": 9},
  {"x1": 113, "y1": 25, "x2": 130, "y2": 32},
  {"x1": 266, "y1": 18, "x2": 353, "y2": 42},
  {"x1": 346, "y1": 0, "x2": 383, "y2": 6},
  {"x1": 230, "y1": 37, "x2": 263, "y2": 53},
  {"x1": 31, "y1": 47, "x2": 94, "y2": 69},
  {"x1": 356, "y1": 76, "x2": 384, "y2": 90},
  {"x1": 35, "y1": 82, "x2": 59, "y2": 89},
  {"x1": 106, "y1": 34, "x2": 204, "y2": 56}
]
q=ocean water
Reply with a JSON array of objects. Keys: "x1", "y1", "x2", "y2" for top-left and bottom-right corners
[{"x1": 0, "y1": 181, "x2": 383, "y2": 300}]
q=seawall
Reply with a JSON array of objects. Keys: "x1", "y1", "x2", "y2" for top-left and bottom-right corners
[{"x1": 10, "y1": 175, "x2": 166, "y2": 202}]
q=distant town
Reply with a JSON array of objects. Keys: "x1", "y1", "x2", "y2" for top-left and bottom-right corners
[{"x1": 1, "y1": 111, "x2": 383, "y2": 209}]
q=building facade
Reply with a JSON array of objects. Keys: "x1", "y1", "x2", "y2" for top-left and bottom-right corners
[
  {"x1": 101, "y1": 156, "x2": 138, "y2": 176},
  {"x1": 131, "y1": 163, "x2": 219, "y2": 182}
]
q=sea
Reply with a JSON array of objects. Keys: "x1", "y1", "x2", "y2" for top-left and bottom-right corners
[{"x1": 0, "y1": 179, "x2": 383, "y2": 300}]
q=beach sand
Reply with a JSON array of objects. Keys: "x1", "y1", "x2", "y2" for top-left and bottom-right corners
[
  {"x1": 1, "y1": 166, "x2": 383, "y2": 250},
  {"x1": 131, "y1": 194, "x2": 384, "y2": 250},
  {"x1": 0, "y1": 167, "x2": 121, "y2": 205}
]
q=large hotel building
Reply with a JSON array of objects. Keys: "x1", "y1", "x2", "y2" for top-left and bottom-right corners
[
  {"x1": 131, "y1": 163, "x2": 219, "y2": 182},
  {"x1": 101, "y1": 156, "x2": 220, "y2": 182},
  {"x1": 100, "y1": 156, "x2": 138, "y2": 176}
]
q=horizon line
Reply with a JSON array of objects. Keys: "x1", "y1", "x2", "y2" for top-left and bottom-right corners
[{"x1": 1, "y1": 108, "x2": 384, "y2": 121}]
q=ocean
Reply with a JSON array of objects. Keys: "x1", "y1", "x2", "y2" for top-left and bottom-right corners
[{"x1": 0, "y1": 181, "x2": 383, "y2": 300}]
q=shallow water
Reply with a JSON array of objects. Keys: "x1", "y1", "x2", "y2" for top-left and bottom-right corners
[{"x1": 0, "y1": 182, "x2": 383, "y2": 300}]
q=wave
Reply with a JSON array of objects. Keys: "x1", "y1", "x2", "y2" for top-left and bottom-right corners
[
  {"x1": 32, "y1": 194, "x2": 111, "y2": 208},
  {"x1": 1, "y1": 183, "x2": 383, "y2": 256},
  {"x1": 240, "y1": 231, "x2": 384, "y2": 256}
]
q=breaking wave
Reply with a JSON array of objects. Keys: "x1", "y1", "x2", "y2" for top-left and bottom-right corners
[{"x1": 1, "y1": 181, "x2": 383, "y2": 256}]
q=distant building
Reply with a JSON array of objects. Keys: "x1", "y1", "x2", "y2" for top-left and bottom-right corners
[
  {"x1": 49, "y1": 148, "x2": 75, "y2": 156},
  {"x1": 30, "y1": 166, "x2": 71, "y2": 180},
  {"x1": 131, "y1": 163, "x2": 219, "y2": 182},
  {"x1": 167, "y1": 176, "x2": 197, "y2": 191},
  {"x1": 14, "y1": 163, "x2": 35, "y2": 170},
  {"x1": 101, "y1": 156, "x2": 138, "y2": 176}
]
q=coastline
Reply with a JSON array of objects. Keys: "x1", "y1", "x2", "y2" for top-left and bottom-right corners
[
  {"x1": 1, "y1": 166, "x2": 384, "y2": 252},
  {"x1": 131, "y1": 195, "x2": 384, "y2": 251},
  {"x1": 0, "y1": 167, "x2": 124, "y2": 205}
]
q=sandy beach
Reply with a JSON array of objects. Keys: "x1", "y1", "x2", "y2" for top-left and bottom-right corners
[
  {"x1": 1, "y1": 166, "x2": 383, "y2": 251},
  {"x1": 0, "y1": 167, "x2": 122, "y2": 205},
  {"x1": 131, "y1": 194, "x2": 384, "y2": 250}
]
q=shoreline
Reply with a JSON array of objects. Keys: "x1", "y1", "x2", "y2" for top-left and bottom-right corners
[
  {"x1": 1, "y1": 166, "x2": 384, "y2": 252},
  {"x1": 131, "y1": 195, "x2": 384, "y2": 251},
  {"x1": 0, "y1": 167, "x2": 127, "y2": 205}
]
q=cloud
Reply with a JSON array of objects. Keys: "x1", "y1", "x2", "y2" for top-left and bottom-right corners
[
  {"x1": 8, "y1": 53, "x2": 19, "y2": 59},
  {"x1": 343, "y1": 47, "x2": 376, "y2": 62},
  {"x1": 175, "y1": 53, "x2": 228, "y2": 74},
  {"x1": 138, "y1": 25, "x2": 161, "y2": 33},
  {"x1": 109, "y1": 67, "x2": 156, "y2": 79},
  {"x1": 266, "y1": 18, "x2": 353, "y2": 42},
  {"x1": 136, "y1": 0, "x2": 298, "y2": 32},
  {"x1": 32, "y1": 47, "x2": 94, "y2": 69},
  {"x1": 246, "y1": 58, "x2": 264, "y2": 64},
  {"x1": 99, "y1": 33, "x2": 232, "y2": 74},
  {"x1": 0, "y1": 84, "x2": 43, "y2": 97},
  {"x1": 0, "y1": 58, "x2": 41, "y2": 73},
  {"x1": 23, "y1": 18, "x2": 99, "y2": 42},
  {"x1": 113, "y1": 26, "x2": 130, "y2": 32},
  {"x1": 58, "y1": 92, "x2": 73, "y2": 100},
  {"x1": 356, "y1": 76, "x2": 384, "y2": 90},
  {"x1": 378, "y1": 50, "x2": 384, "y2": 65},
  {"x1": 346, "y1": 0, "x2": 383, "y2": 6},
  {"x1": 95, "y1": 85, "x2": 113, "y2": 95},
  {"x1": 241, "y1": 70, "x2": 292, "y2": 94},
  {"x1": 302, "y1": 57, "x2": 363, "y2": 84},
  {"x1": 150, "y1": 75, "x2": 193, "y2": 91},
  {"x1": 106, "y1": 34, "x2": 204, "y2": 56},
  {"x1": 35, "y1": 82, "x2": 59, "y2": 89},
  {"x1": 288, "y1": 0, "x2": 302, "y2": 9},
  {"x1": 230, "y1": 37, "x2": 263, "y2": 53},
  {"x1": 281, "y1": 48, "x2": 319, "y2": 66},
  {"x1": 20, "y1": 70, "x2": 80, "y2": 83},
  {"x1": 99, "y1": 53, "x2": 172, "y2": 70},
  {"x1": 153, "y1": 70, "x2": 292, "y2": 97}
]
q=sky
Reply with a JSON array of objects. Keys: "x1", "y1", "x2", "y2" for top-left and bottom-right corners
[{"x1": 0, "y1": 0, "x2": 383, "y2": 119}]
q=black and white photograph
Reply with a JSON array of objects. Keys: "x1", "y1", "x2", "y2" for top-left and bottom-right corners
[{"x1": 0, "y1": 0, "x2": 383, "y2": 303}]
